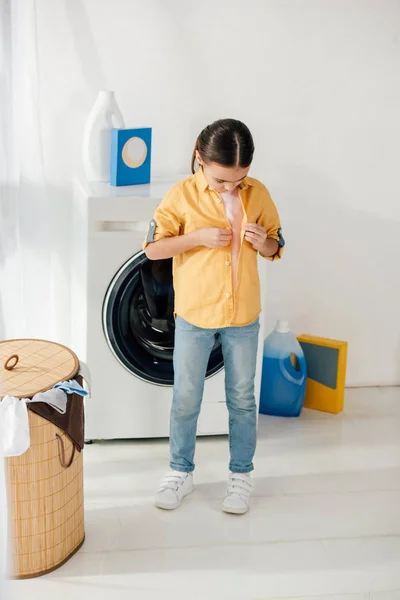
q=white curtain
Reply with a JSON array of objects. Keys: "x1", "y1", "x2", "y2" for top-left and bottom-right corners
[
  {"x1": 1, "y1": 2, "x2": 67, "y2": 583},
  {"x1": 0, "y1": 0, "x2": 58, "y2": 341}
]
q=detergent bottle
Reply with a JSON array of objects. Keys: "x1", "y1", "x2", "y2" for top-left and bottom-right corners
[{"x1": 259, "y1": 320, "x2": 307, "y2": 417}]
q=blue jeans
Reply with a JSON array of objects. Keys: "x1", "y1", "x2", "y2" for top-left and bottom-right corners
[{"x1": 170, "y1": 316, "x2": 260, "y2": 474}]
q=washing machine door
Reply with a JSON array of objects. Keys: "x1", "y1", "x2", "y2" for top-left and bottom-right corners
[{"x1": 102, "y1": 251, "x2": 224, "y2": 386}]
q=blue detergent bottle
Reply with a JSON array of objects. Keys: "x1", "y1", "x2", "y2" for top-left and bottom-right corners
[{"x1": 259, "y1": 320, "x2": 307, "y2": 417}]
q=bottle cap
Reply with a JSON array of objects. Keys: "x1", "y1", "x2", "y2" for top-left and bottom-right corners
[{"x1": 275, "y1": 320, "x2": 290, "y2": 333}]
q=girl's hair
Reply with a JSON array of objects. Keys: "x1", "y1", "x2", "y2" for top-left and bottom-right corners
[{"x1": 191, "y1": 118, "x2": 254, "y2": 174}]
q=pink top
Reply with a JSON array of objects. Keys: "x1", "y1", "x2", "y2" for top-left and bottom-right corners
[{"x1": 220, "y1": 189, "x2": 244, "y2": 289}]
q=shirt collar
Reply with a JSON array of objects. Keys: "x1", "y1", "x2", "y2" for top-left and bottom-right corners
[
  {"x1": 239, "y1": 178, "x2": 252, "y2": 190},
  {"x1": 194, "y1": 167, "x2": 253, "y2": 192},
  {"x1": 194, "y1": 167, "x2": 209, "y2": 192}
]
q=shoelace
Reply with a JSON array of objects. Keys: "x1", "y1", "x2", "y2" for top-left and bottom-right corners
[
  {"x1": 226, "y1": 474, "x2": 252, "y2": 500},
  {"x1": 159, "y1": 473, "x2": 187, "y2": 492}
]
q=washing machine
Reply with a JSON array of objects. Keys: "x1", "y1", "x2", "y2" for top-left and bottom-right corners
[{"x1": 71, "y1": 176, "x2": 265, "y2": 440}]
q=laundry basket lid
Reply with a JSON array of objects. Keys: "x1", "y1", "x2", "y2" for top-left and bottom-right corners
[{"x1": 0, "y1": 339, "x2": 79, "y2": 399}]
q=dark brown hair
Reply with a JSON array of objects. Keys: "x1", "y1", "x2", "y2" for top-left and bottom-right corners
[{"x1": 191, "y1": 118, "x2": 255, "y2": 174}]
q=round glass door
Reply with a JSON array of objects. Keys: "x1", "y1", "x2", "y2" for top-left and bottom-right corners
[{"x1": 102, "y1": 252, "x2": 224, "y2": 385}]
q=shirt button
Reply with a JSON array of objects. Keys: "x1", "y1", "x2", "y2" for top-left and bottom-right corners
[
  {"x1": 226, "y1": 293, "x2": 231, "y2": 298},
  {"x1": 225, "y1": 261, "x2": 230, "y2": 266},
  {"x1": 216, "y1": 198, "x2": 221, "y2": 203}
]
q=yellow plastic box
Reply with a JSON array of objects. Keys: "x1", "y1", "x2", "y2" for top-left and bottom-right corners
[{"x1": 297, "y1": 335, "x2": 348, "y2": 414}]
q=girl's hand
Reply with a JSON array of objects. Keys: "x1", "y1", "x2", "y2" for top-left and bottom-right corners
[
  {"x1": 243, "y1": 223, "x2": 267, "y2": 251},
  {"x1": 199, "y1": 228, "x2": 232, "y2": 249}
]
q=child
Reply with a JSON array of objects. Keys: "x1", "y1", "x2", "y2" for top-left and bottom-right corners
[{"x1": 143, "y1": 119, "x2": 284, "y2": 514}]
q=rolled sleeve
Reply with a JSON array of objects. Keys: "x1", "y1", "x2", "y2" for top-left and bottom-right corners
[
  {"x1": 142, "y1": 186, "x2": 182, "y2": 250},
  {"x1": 256, "y1": 185, "x2": 284, "y2": 261}
]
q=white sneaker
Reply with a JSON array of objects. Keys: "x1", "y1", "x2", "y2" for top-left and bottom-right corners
[
  {"x1": 222, "y1": 472, "x2": 252, "y2": 515},
  {"x1": 155, "y1": 471, "x2": 194, "y2": 510}
]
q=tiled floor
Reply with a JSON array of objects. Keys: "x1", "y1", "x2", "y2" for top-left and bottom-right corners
[{"x1": 7, "y1": 387, "x2": 400, "y2": 600}]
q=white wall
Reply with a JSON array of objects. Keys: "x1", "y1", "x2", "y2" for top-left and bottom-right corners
[{"x1": 35, "y1": 0, "x2": 400, "y2": 386}]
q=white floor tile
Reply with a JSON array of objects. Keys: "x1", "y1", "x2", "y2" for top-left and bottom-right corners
[
  {"x1": 321, "y1": 537, "x2": 400, "y2": 593},
  {"x1": 371, "y1": 592, "x2": 400, "y2": 600},
  {"x1": 99, "y1": 489, "x2": 399, "y2": 554},
  {"x1": 281, "y1": 595, "x2": 370, "y2": 600}
]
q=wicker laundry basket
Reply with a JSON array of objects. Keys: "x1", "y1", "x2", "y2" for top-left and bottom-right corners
[{"x1": 0, "y1": 339, "x2": 85, "y2": 579}]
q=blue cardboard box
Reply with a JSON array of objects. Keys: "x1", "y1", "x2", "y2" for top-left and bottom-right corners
[{"x1": 111, "y1": 127, "x2": 152, "y2": 186}]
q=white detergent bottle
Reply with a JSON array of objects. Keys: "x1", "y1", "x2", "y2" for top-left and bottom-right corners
[{"x1": 82, "y1": 90, "x2": 125, "y2": 182}]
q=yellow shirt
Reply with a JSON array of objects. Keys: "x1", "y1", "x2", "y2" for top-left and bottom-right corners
[{"x1": 143, "y1": 169, "x2": 283, "y2": 328}]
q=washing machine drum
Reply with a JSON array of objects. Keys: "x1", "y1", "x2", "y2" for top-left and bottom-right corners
[{"x1": 103, "y1": 252, "x2": 224, "y2": 385}]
